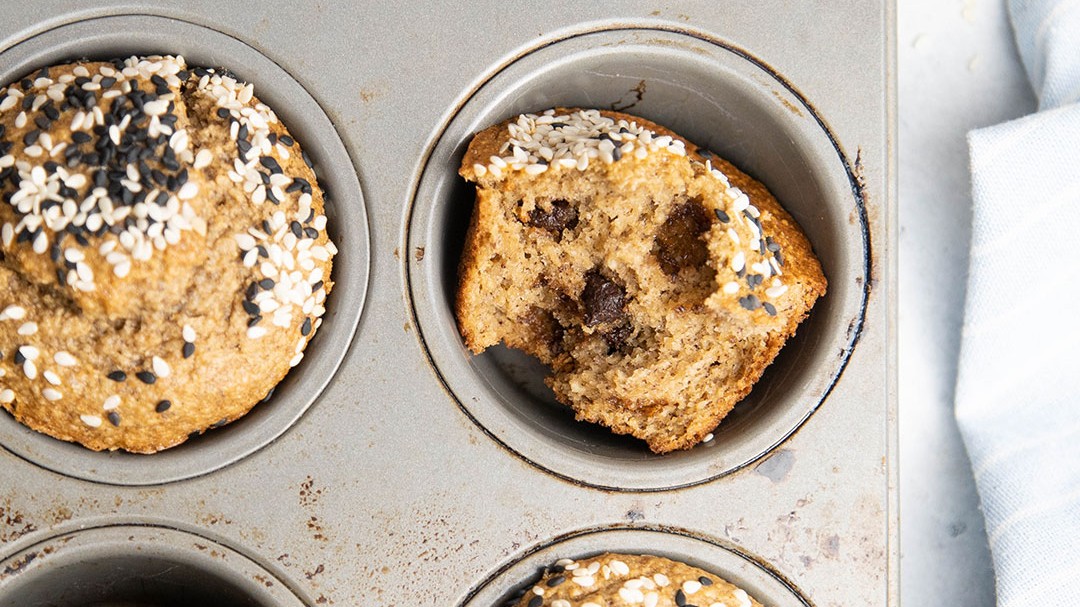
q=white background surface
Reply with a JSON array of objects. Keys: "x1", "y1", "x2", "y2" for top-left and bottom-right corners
[{"x1": 899, "y1": 0, "x2": 1036, "y2": 605}]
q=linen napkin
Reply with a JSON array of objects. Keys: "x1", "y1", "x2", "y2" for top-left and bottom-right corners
[{"x1": 955, "y1": 1, "x2": 1080, "y2": 605}]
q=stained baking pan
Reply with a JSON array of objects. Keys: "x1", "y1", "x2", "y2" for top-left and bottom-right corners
[{"x1": 0, "y1": 2, "x2": 895, "y2": 606}]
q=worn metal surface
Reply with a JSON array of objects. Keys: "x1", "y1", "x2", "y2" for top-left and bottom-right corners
[{"x1": 0, "y1": 2, "x2": 894, "y2": 606}]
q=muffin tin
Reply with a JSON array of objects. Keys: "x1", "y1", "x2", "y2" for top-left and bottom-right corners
[{"x1": 0, "y1": 3, "x2": 895, "y2": 606}]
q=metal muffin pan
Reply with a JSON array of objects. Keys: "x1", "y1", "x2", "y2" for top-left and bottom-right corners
[
  {"x1": 0, "y1": 3, "x2": 894, "y2": 606},
  {"x1": 409, "y1": 28, "x2": 868, "y2": 491}
]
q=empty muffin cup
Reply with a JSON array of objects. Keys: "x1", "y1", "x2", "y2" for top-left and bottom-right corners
[
  {"x1": 0, "y1": 525, "x2": 307, "y2": 607},
  {"x1": 407, "y1": 27, "x2": 868, "y2": 490}
]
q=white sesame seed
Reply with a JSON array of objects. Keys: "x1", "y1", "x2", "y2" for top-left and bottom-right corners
[
  {"x1": 54, "y1": 351, "x2": 77, "y2": 367},
  {"x1": 703, "y1": 432, "x2": 715, "y2": 442},
  {"x1": 683, "y1": 580, "x2": 702, "y2": 595},
  {"x1": 247, "y1": 326, "x2": 267, "y2": 339},
  {"x1": 234, "y1": 233, "x2": 257, "y2": 250},
  {"x1": 80, "y1": 414, "x2": 102, "y2": 428},
  {"x1": 193, "y1": 148, "x2": 213, "y2": 170},
  {"x1": 0, "y1": 389, "x2": 13, "y2": 404},
  {"x1": 766, "y1": 284, "x2": 788, "y2": 299},
  {"x1": 610, "y1": 560, "x2": 630, "y2": 576},
  {"x1": 731, "y1": 251, "x2": 747, "y2": 273},
  {"x1": 532, "y1": 586, "x2": 545, "y2": 597},
  {"x1": 0, "y1": 304, "x2": 26, "y2": 320},
  {"x1": 43, "y1": 370, "x2": 61, "y2": 385},
  {"x1": 14, "y1": 111, "x2": 27, "y2": 128},
  {"x1": 152, "y1": 356, "x2": 171, "y2": 378},
  {"x1": 653, "y1": 573, "x2": 670, "y2": 587},
  {"x1": 618, "y1": 587, "x2": 644, "y2": 603},
  {"x1": 182, "y1": 324, "x2": 196, "y2": 343},
  {"x1": 23, "y1": 360, "x2": 37, "y2": 380},
  {"x1": 289, "y1": 352, "x2": 304, "y2": 367},
  {"x1": 733, "y1": 588, "x2": 752, "y2": 607},
  {"x1": 18, "y1": 345, "x2": 39, "y2": 360},
  {"x1": 572, "y1": 576, "x2": 595, "y2": 587},
  {"x1": 42, "y1": 388, "x2": 62, "y2": 401},
  {"x1": 103, "y1": 395, "x2": 121, "y2": 411},
  {"x1": 177, "y1": 181, "x2": 199, "y2": 200}
]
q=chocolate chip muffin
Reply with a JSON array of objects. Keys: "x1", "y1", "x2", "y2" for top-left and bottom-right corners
[
  {"x1": 0, "y1": 55, "x2": 335, "y2": 452},
  {"x1": 515, "y1": 553, "x2": 763, "y2": 607},
  {"x1": 456, "y1": 108, "x2": 825, "y2": 453}
]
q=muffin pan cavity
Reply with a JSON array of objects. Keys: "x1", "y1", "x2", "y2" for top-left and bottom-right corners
[
  {"x1": 0, "y1": 525, "x2": 307, "y2": 607},
  {"x1": 408, "y1": 28, "x2": 868, "y2": 490},
  {"x1": 0, "y1": 14, "x2": 368, "y2": 485}
]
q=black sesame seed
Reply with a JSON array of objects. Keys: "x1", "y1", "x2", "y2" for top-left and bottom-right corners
[
  {"x1": 256, "y1": 245, "x2": 268, "y2": 258},
  {"x1": 56, "y1": 268, "x2": 66, "y2": 284},
  {"x1": 699, "y1": 576, "x2": 713, "y2": 586},
  {"x1": 14, "y1": 350, "x2": 25, "y2": 365},
  {"x1": 237, "y1": 124, "x2": 249, "y2": 140},
  {"x1": 747, "y1": 274, "x2": 764, "y2": 288},
  {"x1": 242, "y1": 300, "x2": 260, "y2": 316},
  {"x1": 258, "y1": 278, "x2": 275, "y2": 290},
  {"x1": 311, "y1": 280, "x2": 324, "y2": 291},
  {"x1": 763, "y1": 302, "x2": 777, "y2": 316},
  {"x1": 714, "y1": 208, "x2": 730, "y2": 223},
  {"x1": 247, "y1": 315, "x2": 263, "y2": 327},
  {"x1": 289, "y1": 221, "x2": 302, "y2": 238},
  {"x1": 261, "y1": 387, "x2": 276, "y2": 403},
  {"x1": 34, "y1": 115, "x2": 51, "y2": 130},
  {"x1": 550, "y1": 122, "x2": 567, "y2": 128},
  {"x1": 22, "y1": 129, "x2": 40, "y2": 146},
  {"x1": 279, "y1": 135, "x2": 294, "y2": 146},
  {"x1": 236, "y1": 138, "x2": 252, "y2": 156},
  {"x1": 527, "y1": 596, "x2": 542, "y2": 607},
  {"x1": 301, "y1": 317, "x2": 312, "y2": 336},
  {"x1": 765, "y1": 236, "x2": 779, "y2": 252},
  {"x1": 612, "y1": 145, "x2": 623, "y2": 161},
  {"x1": 739, "y1": 295, "x2": 761, "y2": 311},
  {"x1": 676, "y1": 589, "x2": 688, "y2": 606},
  {"x1": 107, "y1": 370, "x2": 126, "y2": 381},
  {"x1": 155, "y1": 400, "x2": 171, "y2": 413},
  {"x1": 302, "y1": 149, "x2": 313, "y2": 169},
  {"x1": 546, "y1": 575, "x2": 566, "y2": 587},
  {"x1": 209, "y1": 418, "x2": 228, "y2": 429},
  {"x1": 259, "y1": 156, "x2": 281, "y2": 173},
  {"x1": 774, "y1": 250, "x2": 784, "y2": 266},
  {"x1": 216, "y1": 107, "x2": 230, "y2": 119},
  {"x1": 100, "y1": 76, "x2": 117, "y2": 88},
  {"x1": 182, "y1": 342, "x2": 195, "y2": 359},
  {"x1": 107, "y1": 411, "x2": 121, "y2": 427},
  {"x1": 698, "y1": 148, "x2": 714, "y2": 158},
  {"x1": 49, "y1": 244, "x2": 61, "y2": 262},
  {"x1": 135, "y1": 370, "x2": 157, "y2": 384},
  {"x1": 304, "y1": 227, "x2": 319, "y2": 239}
]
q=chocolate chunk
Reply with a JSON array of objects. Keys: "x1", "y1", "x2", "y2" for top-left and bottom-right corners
[
  {"x1": 655, "y1": 200, "x2": 711, "y2": 275},
  {"x1": 601, "y1": 323, "x2": 632, "y2": 353},
  {"x1": 528, "y1": 199, "x2": 578, "y2": 240},
  {"x1": 582, "y1": 270, "x2": 626, "y2": 327}
]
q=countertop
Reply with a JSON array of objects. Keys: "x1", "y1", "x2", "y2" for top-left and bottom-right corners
[{"x1": 899, "y1": 1, "x2": 1036, "y2": 605}]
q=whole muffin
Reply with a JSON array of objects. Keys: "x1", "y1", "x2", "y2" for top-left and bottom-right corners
[
  {"x1": 515, "y1": 553, "x2": 764, "y2": 607},
  {"x1": 0, "y1": 55, "x2": 335, "y2": 452}
]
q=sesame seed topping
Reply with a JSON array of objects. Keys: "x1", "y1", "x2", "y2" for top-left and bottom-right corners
[
  {"x1": 0, "y1": 305, "x2": 26, "y2": 320},
  {"x1": 80, "y1": 413, "x2": 102, "y2": 428},
  {"x1": 42, "y1": 387, "x2": 62, "y2": 401},
  {"x1": 151, "y1": 355, "x2": 171, "y2": 378},
  {"x1": 16, "y1": 321, "x2": 37, "y2": 336},
  {"x1": 43, "y1": 369, "x2": 61, "y2": 385},
  {"x1": 0, "y1": 389, "x2": 13, "y2": 404},
  {"x1": 107, "y1": 411, "x2": 121, "y2": 426},
  {"x1": 135, "y1": 370, "x2": 156, "y2": 384},
  {"x1": 106, "y1": 369, "x2": 126, "y2": 382},
  {"x1": 155, "y1": 399, "x2": 171, "y2": 413},
  {"x1": 103, "y1": 395, "x2": 121, "y2": 410}
]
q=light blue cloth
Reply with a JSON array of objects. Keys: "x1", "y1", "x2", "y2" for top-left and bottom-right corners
[{"x1": 957, "y1": 1, "x2": 1080, "y2": 605}]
